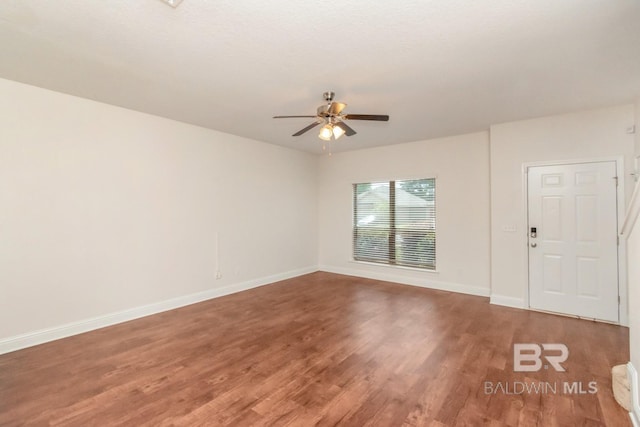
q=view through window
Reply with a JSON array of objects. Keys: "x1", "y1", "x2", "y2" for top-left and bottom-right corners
[{"x1": 353, "y1": 178, "x2": 436, "y2": 269}]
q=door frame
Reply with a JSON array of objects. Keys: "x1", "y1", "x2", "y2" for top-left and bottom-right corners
[{"x1": 522, "y1": 156, "x2": 627, "y2": 326}]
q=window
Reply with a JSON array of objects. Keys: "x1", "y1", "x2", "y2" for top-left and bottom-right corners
[{"x1": 353, "y1": 178, "x2": 436, "y2": 269}]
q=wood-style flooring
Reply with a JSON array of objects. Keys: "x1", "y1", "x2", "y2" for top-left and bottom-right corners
[{"x1": 0, "y1": 272, "x2": 630, "y2": 426}]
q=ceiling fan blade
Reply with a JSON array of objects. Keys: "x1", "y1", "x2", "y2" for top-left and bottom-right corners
[
  {"x1": 292, "y1": 121, "x2": 321, "y2": 136},
  {"x1": 273, "y1": 115, "x2": 317, "y2": 118},
  {"x1": 328, "y1": 102, "x2": 347, "y2": 115},
  {"x1": 344, "y1": 114, "x2": 389, "y2": 121},
  {"x1": 335, "y1": 121, "x2": 357, "y2": 136}
]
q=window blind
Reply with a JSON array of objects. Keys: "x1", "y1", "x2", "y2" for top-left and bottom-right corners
[{"x1": 353, "y1": 178, "x2": 436, "y2": 269}]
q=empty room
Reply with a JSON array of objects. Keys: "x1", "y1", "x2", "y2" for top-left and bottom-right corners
[{"x1": 2, "y1": 1, "x2": 640, "y2": 425}]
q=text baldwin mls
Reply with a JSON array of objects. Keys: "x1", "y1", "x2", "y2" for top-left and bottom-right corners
[{"x1": 484, "y1": 381, "x2": 598, "y2": 395}]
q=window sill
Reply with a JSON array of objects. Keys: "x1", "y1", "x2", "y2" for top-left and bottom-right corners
[{"x1": 349, "y1": 259, "x2": 439, "y2": 274}]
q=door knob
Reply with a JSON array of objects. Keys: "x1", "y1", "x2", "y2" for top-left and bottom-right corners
[{"x1": 530, "y1": 243, "x2": 537, "y2": 248}]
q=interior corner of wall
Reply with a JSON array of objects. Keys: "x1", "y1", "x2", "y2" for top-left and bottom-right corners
[
  {"x1": 635, "y1": 98, "x2": 640, "y2": 157},
  {"x1": 489, "y1": 294, "x2": 526, "y2": 309}
]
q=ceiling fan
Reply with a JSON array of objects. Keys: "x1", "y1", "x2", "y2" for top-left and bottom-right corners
[{"x1": 273, "y1": 91, "x2": 389, "y2": 141}]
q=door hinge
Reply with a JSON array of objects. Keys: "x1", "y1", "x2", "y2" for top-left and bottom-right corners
[
  {"x1": 614, "y1": 176, "x2": 619, "y2": 186},
  {"x1": 617, "y1": 235, "x2": 620, "y2": 246}
]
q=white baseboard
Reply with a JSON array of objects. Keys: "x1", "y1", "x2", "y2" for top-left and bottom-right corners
[
  {"x1": 490, "y1": 294, "x2": 526, "y2": 309},
  {"x1": 629, "y1": 362, "x2": 640, "y2": 427},
  {"x1": 0, "y1": 266, "x2": 318, "y2": 355},
  {"x1": 318, "y1": 265, "x2": 490, "y2": 297}
]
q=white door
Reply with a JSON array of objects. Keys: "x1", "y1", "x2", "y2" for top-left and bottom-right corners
[{"x1": 527, "y1": 161, "x2": 619, "y2": 322}]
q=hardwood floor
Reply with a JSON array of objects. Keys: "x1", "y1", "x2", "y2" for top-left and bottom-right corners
[{"x1": 0, "y1": 272, "x2": 630, "y2": 426}]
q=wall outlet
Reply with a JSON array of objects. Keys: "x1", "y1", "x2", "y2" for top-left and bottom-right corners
[{"x1": 215, "y1": 271, "x2": 222, "y2": 279}]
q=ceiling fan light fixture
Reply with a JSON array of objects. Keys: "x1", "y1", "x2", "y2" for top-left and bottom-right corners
[
  {"x1": 319, "y1": 124, "x2": 333, "y2": 141},
  {"x1": 332, "y1": 124, "x2": 346, "y2": 140}
]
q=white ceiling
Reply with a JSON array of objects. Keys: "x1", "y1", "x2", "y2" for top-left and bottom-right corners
[{"x1": 1, "y1": 0, "x2": 639, "y2": 154}]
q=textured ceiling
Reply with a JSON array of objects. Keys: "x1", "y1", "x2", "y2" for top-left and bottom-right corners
[{"x1": 1, "y1": 0, "x2": 639, "y2": 154}]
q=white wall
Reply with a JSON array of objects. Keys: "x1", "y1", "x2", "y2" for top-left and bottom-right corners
[
  {"x1": 629, "y1": 98, "x2": 640, "y2": 421},
  {"x1": 0, "y1": 78, "x2": 318, "y2": 347},
  {"x1": 628, "y1": 202, "x2": 640, "y2": 421},
  {"x1": 489, "y1": 105, "x2": 636, "y2": 308},
  {"x1": 317, "y1": 132, "x2": 491, "y2": 296}
]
